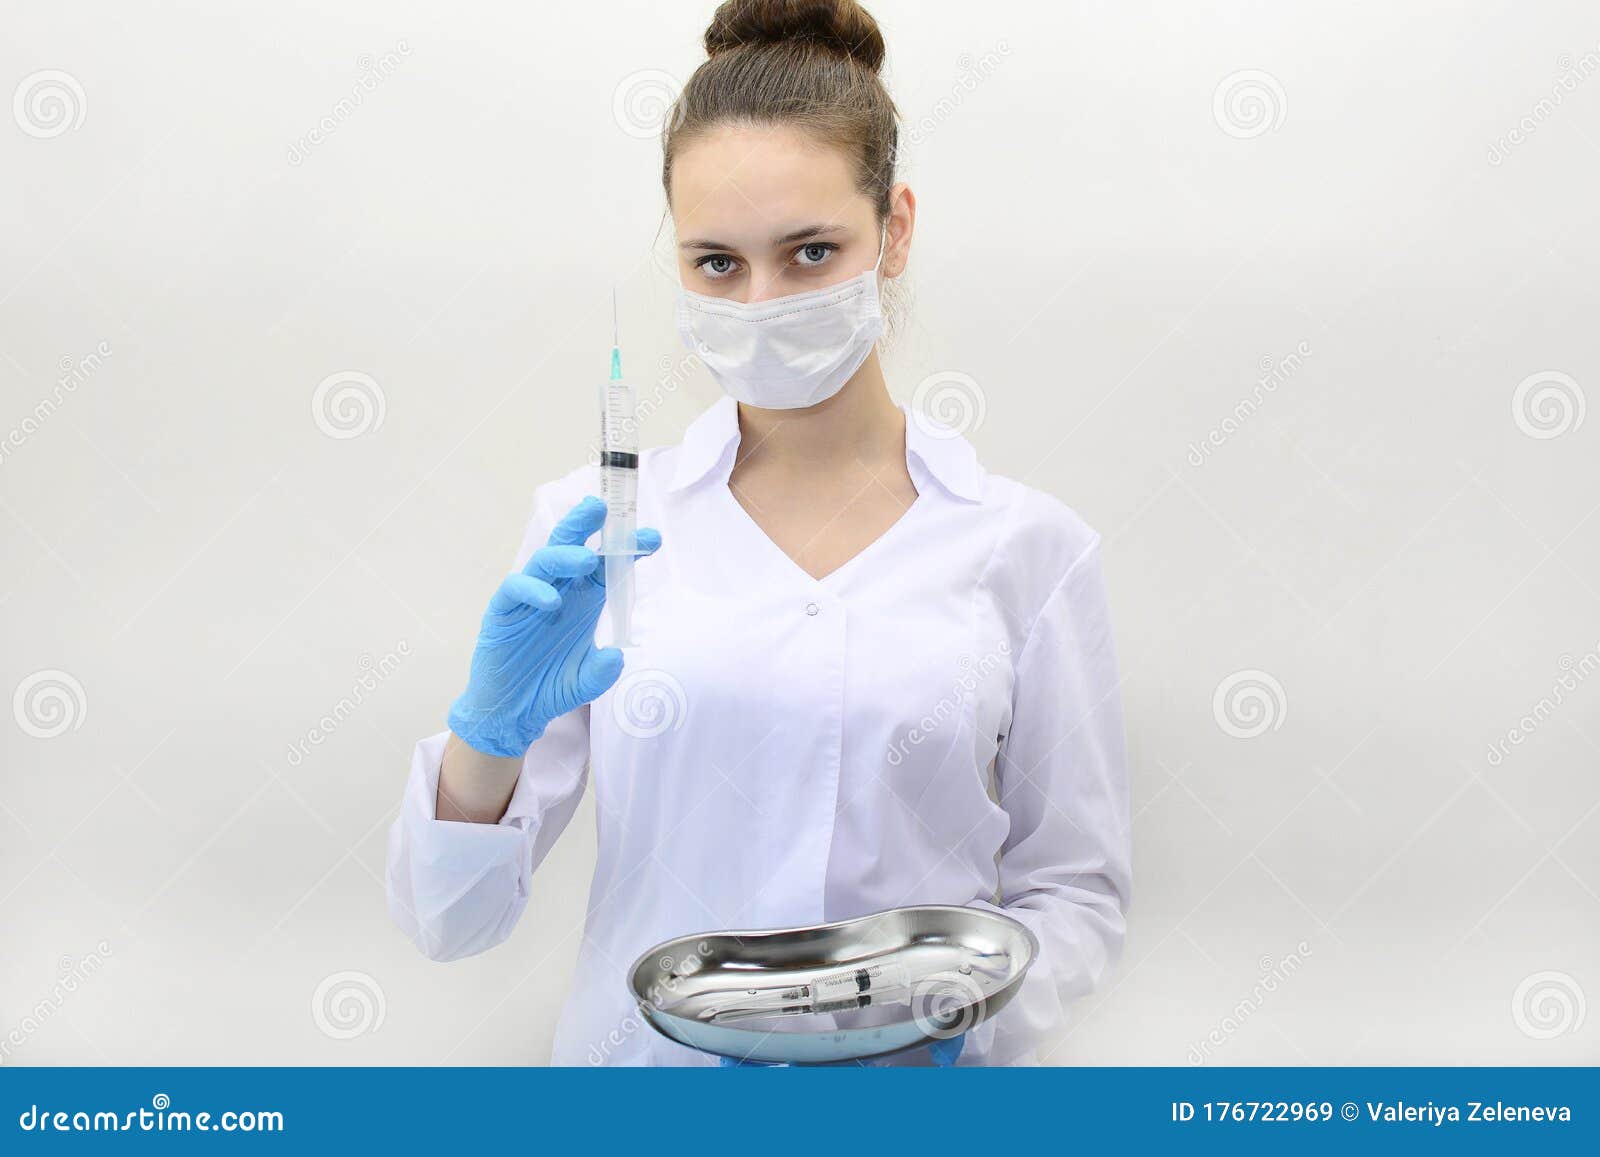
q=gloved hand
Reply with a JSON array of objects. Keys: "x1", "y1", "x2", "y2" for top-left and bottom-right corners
[{"x1": 447, "y1": 495, "x2": 661, "y2": 758}]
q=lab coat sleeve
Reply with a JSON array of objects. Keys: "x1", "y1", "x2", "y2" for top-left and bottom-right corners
[
  {"x1": 975, "y1": 533, "x2": 1132, "y2": 1062},
  {"x1": 386, "y1": 478, "x2": 594, "y2": 962}
]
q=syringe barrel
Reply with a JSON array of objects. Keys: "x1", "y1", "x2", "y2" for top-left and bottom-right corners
[
  {"x1": 600, "y1": 459, "x2": 637, "y2": 552},
  {"x1": 600, "y1": 375, "x2": 639, "y2": 646},
  {"x1": 808, "y1": 962, "x2": 911, "y2": 1004},
  {"x1": 600, "y1": 376, "x2": 640, "y2": 453},
  {"x1": 599, "y1": 376, "x2": 639, "y2": 550}
]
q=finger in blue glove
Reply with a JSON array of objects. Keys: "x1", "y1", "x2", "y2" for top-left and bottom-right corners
[{"x1": 448, "y1": 495, "x2": 662, "y2": 758}]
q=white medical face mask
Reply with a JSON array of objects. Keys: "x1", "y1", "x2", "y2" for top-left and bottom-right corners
[{"x1": 676, "y1": 225, "x2": 888, "y2": 410}]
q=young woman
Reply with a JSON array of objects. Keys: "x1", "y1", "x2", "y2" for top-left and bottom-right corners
[{"x1": 386, "y1": 0, "x2": 1131, "y2": 1067}]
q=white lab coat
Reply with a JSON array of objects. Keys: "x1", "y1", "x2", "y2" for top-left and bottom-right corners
[{"x1": 386, "y1": 396, "x2": 1131, "y2": 1065}]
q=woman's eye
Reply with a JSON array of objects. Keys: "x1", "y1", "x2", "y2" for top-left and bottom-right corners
[
  {"x1": 696, "y1": 255, "x2": 739, "y2": 280},
  {"x1": 794, "y1": 243, "x2": 835, "y2": 267}
]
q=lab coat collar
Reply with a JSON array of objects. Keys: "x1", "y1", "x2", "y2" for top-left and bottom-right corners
[
  {"x1": 666, "y1": 395, "x2": 741, "y2": 493},
  {"x1": 903, "y1": 405, "x2": 985, "y2": 502},
  {"x1": 667, "y1": 394, "x2": 985, "y2": 503}
]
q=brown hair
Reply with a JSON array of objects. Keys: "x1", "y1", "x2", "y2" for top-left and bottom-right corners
[{"x1": 662, "y1": 0, "x2": 900, "y2": 223}]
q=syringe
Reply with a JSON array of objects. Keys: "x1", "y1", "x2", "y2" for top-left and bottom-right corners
[
  {"x1": 599, "y1": 290, "x2": 639, "y2": 647},
  {"x1": 694, "y1": 963, "x2": 914, "y2": 1023}
]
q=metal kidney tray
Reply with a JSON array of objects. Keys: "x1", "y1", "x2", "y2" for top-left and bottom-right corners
[{"x1": 627, "y1": 904, "x2": 1038, "y2": 1065}]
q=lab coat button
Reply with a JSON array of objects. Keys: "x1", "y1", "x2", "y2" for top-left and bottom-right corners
[{"x1": 804, "y1": 602, "x2": 820, "y2": 616}]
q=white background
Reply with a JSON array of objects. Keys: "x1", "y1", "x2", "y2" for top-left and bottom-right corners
[{"x1": 2, "y1": 0, "x2": 1597, "y2": 1064}]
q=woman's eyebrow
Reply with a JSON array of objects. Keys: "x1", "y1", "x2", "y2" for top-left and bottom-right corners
[
  {"x1": 678, "y1": 223, "x2": 847, "y2": 251},
  {"x1": 772, "y1": 223, "x2": 846, "y2": 245}
]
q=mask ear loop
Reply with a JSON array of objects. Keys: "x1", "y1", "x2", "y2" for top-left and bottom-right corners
[{"x1": 871, "y1": 221, "x2": 890, "y2": 276}]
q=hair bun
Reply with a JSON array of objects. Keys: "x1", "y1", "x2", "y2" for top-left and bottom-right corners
[{"x1": 705, "y1": 0, "x2": 886, "y2": 72}]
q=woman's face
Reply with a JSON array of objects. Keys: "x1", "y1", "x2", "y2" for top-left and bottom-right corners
[{"x1": 670, "y1": 123, "x2": 896, "y2": 304}]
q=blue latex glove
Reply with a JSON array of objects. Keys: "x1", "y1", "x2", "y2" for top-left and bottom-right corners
[
  {"x1": 447, "y1": 495, "x2": 661, "y2": 757},
  {"x1": 926, "y1": 1032, "x2": 966, "y2": 1067},
  {"x1": 717, "y1": 1034, "x2": 966, "y2": 1068}
]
